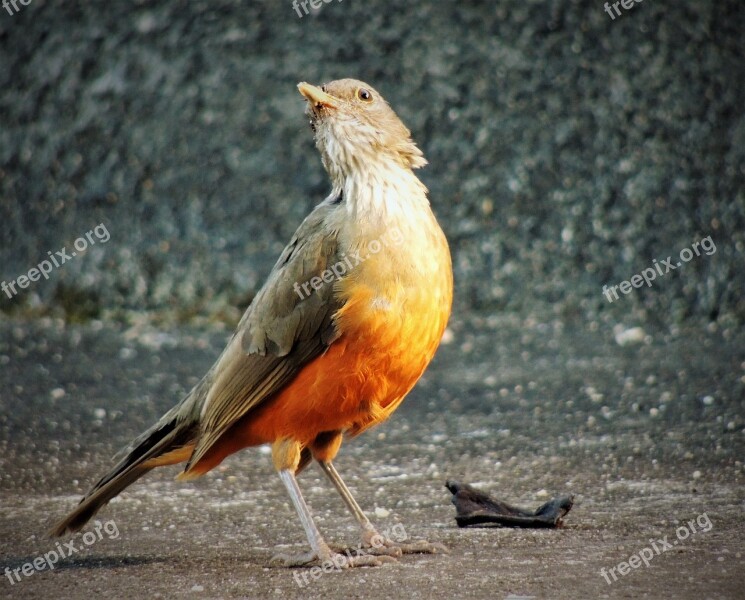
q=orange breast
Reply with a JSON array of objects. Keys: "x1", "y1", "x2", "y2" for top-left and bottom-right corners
[{"x1": 194, "y1": 227, "x2": 452, "y2": 473}]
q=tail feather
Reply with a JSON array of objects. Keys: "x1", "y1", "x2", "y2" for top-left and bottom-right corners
[{"x1": 49, "y1": 414, "x2": 194, "y2": 537}]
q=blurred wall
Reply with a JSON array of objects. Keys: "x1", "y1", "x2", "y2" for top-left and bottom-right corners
[{"x1": 1, "y1": 0, "x2": 743, "y2": 325}]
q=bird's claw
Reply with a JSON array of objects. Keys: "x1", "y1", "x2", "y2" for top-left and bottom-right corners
[
  {"x1": 271, "y1": 549, "x2": 319, "y2": 567},
  {"x1": 330, "y1": 540, "x2": 402, "y2": 558},
  {"x1": 353, "y1": 530, "x2": 448, "y2": 556}
]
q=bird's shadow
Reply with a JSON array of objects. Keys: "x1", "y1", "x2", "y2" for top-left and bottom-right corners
[{"x1": 4, "y1": 554, "x2": 167, "y2": 573}]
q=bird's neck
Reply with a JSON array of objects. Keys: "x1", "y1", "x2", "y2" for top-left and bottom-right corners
[{"x1": 330, "y1": 158, "x2": 430, "y2": 227}]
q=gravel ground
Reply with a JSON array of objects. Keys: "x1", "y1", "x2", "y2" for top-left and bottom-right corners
[{"x1": 1, "y1": 315, "x2": 743, "y2": 599}]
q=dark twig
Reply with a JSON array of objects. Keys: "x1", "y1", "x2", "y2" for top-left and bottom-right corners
[{"x1": 445, "y1": 480, "x2": 574, "y2": 528}]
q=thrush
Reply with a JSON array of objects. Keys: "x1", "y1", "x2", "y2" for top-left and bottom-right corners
[{"x1": 50, "y1": 78, "x2": 453, "y2": 568}]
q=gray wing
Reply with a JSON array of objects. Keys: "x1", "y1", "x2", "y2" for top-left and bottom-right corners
[{"x1": 183, "y1": 201, "x2": 344, "y2": 472}]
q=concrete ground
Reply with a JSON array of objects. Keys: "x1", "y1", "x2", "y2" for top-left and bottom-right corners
[{"x1": 0, "y1": 314, "x2": 743, "y2": 599}]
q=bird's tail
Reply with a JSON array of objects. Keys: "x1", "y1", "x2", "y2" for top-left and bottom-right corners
[{"x1": 49, "y1": 403, "x2": 197, "y2": 537}]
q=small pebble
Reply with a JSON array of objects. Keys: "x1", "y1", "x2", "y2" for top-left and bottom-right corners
[
  {"x1": 614, "y1": 326, "x2": 646, "y2": 346},
  {"x1": 119, "y1": 347, "x2": 136, "y2": 359}
]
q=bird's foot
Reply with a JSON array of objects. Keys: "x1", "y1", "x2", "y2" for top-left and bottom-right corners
[
  {"x1": 345, "y1": 528, "x2": 448, "y2": 556},
  {"x1": 271, "y1": 544, "x2": 397, "y2": 568}
]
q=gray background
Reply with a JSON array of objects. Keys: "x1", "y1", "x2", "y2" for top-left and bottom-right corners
[{"x1": 1, "y1": 0, "x2": 743, "y2": 325}]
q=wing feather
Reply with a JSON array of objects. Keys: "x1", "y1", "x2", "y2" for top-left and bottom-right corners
[{"x1": 183, "y1": 201, "x2": 343, "y2": 471}]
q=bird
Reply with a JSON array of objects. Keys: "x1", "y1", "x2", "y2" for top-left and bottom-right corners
[{"x1": 50, "y1": 78, "x2": 453, "y2": 568}]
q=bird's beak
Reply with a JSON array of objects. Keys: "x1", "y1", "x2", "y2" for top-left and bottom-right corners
[{"x1": 297, "y1": 82, "x2": 339, "y2": 109}]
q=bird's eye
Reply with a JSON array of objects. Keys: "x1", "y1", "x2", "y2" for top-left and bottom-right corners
[{"x1": 357, "y1": 88, "x2": 373, "y2": 102}]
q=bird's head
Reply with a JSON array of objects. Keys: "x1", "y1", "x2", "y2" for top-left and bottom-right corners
[{"x1": 298, "y1": 79, "x2": 427, "y2": 183}]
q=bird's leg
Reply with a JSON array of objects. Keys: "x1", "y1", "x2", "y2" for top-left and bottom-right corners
[
  {"x1": 316, "y1": 461, "x2": 396, "y2": 555},
  {"x1": 272, "y1": 469, "x2": 394, "y2": 568},
  {"x1": 318, "y1": 460, "x2": 448, "y2": 556},
  {"x1": 270, "y1": 440, "x2": 395, "y2": 568},
  {"x1": 272, "y1": 469, "x2": 333, "y2": 566}
]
